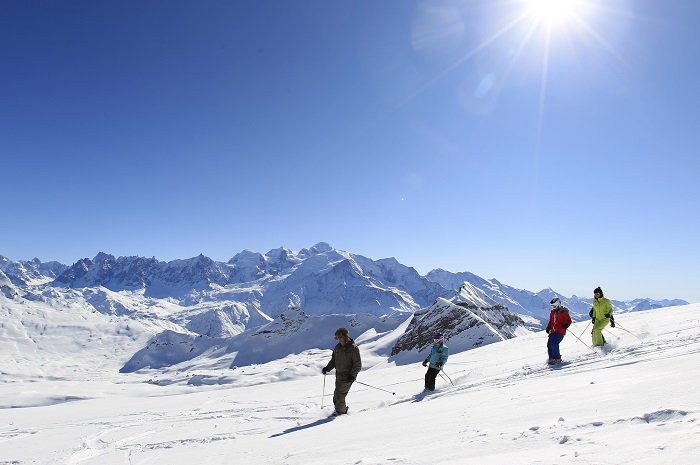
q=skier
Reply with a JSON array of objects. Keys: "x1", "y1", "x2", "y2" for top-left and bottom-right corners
[
  {"x1": 546, "y1": 297, "x2": 572, "y2": 365},
  {"x1": 589, "y1": 286, "x2": 614, "y2": 346},
  {"x1": 322, "y1": 327, "x2": 361, "y2": 415},
  {"x1": 422, "y1": 332, "x2": 449, "y2": 391}
]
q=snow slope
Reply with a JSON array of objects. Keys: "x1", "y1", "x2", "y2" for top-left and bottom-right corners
[{"x1": 1, "y1": 302, "x2": 699, "y2": 464}]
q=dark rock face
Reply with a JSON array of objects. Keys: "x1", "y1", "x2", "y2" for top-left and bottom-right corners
[{"x1": 391, "y1": 291, "x2": 526, "y2": 357}]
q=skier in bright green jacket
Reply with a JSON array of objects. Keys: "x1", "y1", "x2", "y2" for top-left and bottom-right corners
[{"x1": 590, "y1": 286, "x2": 615, "y2": 346}]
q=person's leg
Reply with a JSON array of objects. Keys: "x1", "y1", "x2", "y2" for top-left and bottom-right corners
[
  {"x1": 550, "y1": 333, "x2": 564, "y2": 360},
  {"x1": 425, "y1": 367, "x2": 439, "y2": 391},
  {"x1": 547, "y1": 334, "x2": 555, "y2": 360},
  {"x1": 333, "y1": 377, "x2": 353, "y2": 414},
  {"x1": 592, "y1": 320, "x2": 608, "y2": 346}
]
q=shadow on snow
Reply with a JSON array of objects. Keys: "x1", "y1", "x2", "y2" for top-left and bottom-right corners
[{"x1": 269, "y1": 416, "x2": 336, "y2": 437}]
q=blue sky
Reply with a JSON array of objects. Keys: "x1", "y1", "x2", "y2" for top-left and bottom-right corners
[{"x1": 1, "y1": 0, "x2": 698, "y2": 302}]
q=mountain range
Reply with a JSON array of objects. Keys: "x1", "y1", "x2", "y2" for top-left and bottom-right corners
[{"x1": 0, "y1": 242, "x2": 688, "y2": 376}]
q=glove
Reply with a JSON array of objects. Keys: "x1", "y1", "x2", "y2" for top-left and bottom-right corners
[
  {"x1": 349, "y1": 374, "x2": 356, "y2": 381},
  {"x1": 322, "y1": 367, "x2": 328, "y2": 375},
  {"x1": 604, "y1": 313, "x2": 610, "y2": 318},
  {"x1": 545, "y1": 327, "x2": 551, "y2": 334},
  {"x1": 591, "y1": 317, "x2": 596, "y2": 324},
  {"x1": 562, "y1": 323, "x2": 570, "y2": 329},
  {"x1": 435, "y1": 362, "x2": 443, "y2": 368},
  {"x1": 589, "y1": 308, "x2": 594, "y2": 318},
  {"x1": 422, "y1": 360, "x2": 428, "y2": 367}
]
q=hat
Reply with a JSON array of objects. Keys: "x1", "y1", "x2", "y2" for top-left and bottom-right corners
[
  {"x1": 433, "y1": 332, "x2": 444, "y2": 341},
  {"x1": 594, "y1": 287, "x2": 603, "y2": 296},
  {"x1": 334, "y1": 327, "x2": 349, "y2": 339},
  {"x1": 550, "y1": 297, "x2": 562, "y2": 308}
]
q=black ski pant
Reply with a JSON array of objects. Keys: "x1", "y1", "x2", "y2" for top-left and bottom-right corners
[{"x1": 425, "y1": 367, "x2": 440, "y2": 391}]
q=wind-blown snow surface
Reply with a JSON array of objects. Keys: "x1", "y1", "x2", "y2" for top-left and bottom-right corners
[{"x1": 2, "y1": 304, "x2": 699, "y2": 464}]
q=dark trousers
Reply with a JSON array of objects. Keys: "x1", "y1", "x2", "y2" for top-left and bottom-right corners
[
  {"x1": 333, "y1": 377, "x2": 353, "y2": 414},
  {"x1": 425, "y1": 367, "x2": 440, "y2": 391},
  {"x1": 547, "y1": 332, "x2": 565, "y2": 359}
]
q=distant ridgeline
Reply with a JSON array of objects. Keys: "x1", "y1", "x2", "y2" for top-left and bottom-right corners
[
  {"x1": 1, "y1": 244, "x2": 687, "y2": 327},
  {"x1": 1, "y1": 244, "x2": 688, "y2": 371}
]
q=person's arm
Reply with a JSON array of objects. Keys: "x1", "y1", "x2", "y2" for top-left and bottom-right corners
[
  {"x1": 563, "y1": 312, "x2": 572, "y2": 329},
  {"x1": 322, "y1": 348, "x2": 336, "y2": 374},
  {"x1": 602, "y1": 300, "x2": 614, "y2": 324},
  {"x1": 439, "y1": 346, "x2": 449, "y2": 365},
  {"x1": 349, "y1": 346, "x2": 362, "y2": 379}
]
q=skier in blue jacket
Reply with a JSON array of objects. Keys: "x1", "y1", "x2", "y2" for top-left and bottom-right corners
[{"x1": 422, "y1": 332, "x2": 449, "y2": 391}]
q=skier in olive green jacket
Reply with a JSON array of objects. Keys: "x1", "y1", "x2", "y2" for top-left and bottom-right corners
[
  {"x1": 322, "y1": 327, "x2": 362, "y2": 415},
  {"x1": 590, "y1": 286, "x2": 615, "y2": 346}
]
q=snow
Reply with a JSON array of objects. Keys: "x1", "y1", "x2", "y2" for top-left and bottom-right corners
[{"x1": 2, "y1": 297, "x2": 699, "y2": 464}]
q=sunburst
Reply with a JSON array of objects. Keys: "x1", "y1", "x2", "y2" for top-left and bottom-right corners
[
  {"x1": 409, "y1": 0, "x2": 630, "y2": 153},
  {"x1": 527, "y1": 0, "x2": 582, "y2": 24}
]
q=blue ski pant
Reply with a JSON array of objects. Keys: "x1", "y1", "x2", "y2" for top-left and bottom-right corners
[{"x1": 547, "y1": 332, "x2": 565, "y2": 360}]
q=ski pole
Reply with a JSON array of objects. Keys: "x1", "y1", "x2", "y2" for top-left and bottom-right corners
[
  {"x1": 355, "y1": 380, "x2": 396, "y2": 395},
  {"x1": 321, "y1": 373, "x2": 326, "y2": 409},
  {"x1": 439, "y1": 369, "x2": 454, "y2": 386},
  {"x1": 603, "y1": 327, "x2": 620, "y2": 340},
  {"x1": 578, "y1": 321, "x2": 591, "y2": 340},
  {"x1": 568, "y1": 329, "x2": 597, "y2": 354},
  {"x1": 613, "y1": 322, "x2": 642, "y2": 340}
]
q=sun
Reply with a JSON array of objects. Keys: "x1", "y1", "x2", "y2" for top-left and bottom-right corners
[{"x1": 528, "y1": 0, "x2": 581, "y2": 23}]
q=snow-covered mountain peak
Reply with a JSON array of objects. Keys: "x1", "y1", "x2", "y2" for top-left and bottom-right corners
[
  {"x1": 299, "y1": 242, "x2": 334, "y2": 256},
  {"x1": 227, "y1": 249, "x2": 264, "y2": 265},
  {"x1": 54, "y1": 257, "x2": 93, "y2": 286},
  {"x1": 93, "y1": 251, "x2": 115, "y2": 262},
  {"x1": 263, "y1": 246, "x2": 302, "y2": 275},
  {"x1": 451, "y1": 282, "x2": 499, "y2": 308},
  {"x1": 0, "y1": 255, "x2": 66, "y2": 286},
  {"x1": 227, "y1": 250, "x2": 267, "y2": 283}
]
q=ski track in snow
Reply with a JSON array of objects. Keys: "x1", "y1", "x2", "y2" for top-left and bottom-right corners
[
  {"x1": 2, "y1": 306, "x2": 700, "y2": 464},
  {"x1": 359, "y1": 322, "x2": 700, "y2": 463},
  {"x1": 55, "y1": 400, "x2": 327, "y2": 464},
  {"x1": 378, "y1": 328, "x2": 700, "y2": 407}
]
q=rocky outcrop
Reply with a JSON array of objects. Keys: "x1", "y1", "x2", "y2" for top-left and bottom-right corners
[{"x1": 390, "y1": 283, "x2": 528, "y2": 364}]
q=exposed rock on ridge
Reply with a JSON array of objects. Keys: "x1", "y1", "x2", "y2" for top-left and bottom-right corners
[{"x1": 390, "y1": 283, "x2": 528, "y2": 364}]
